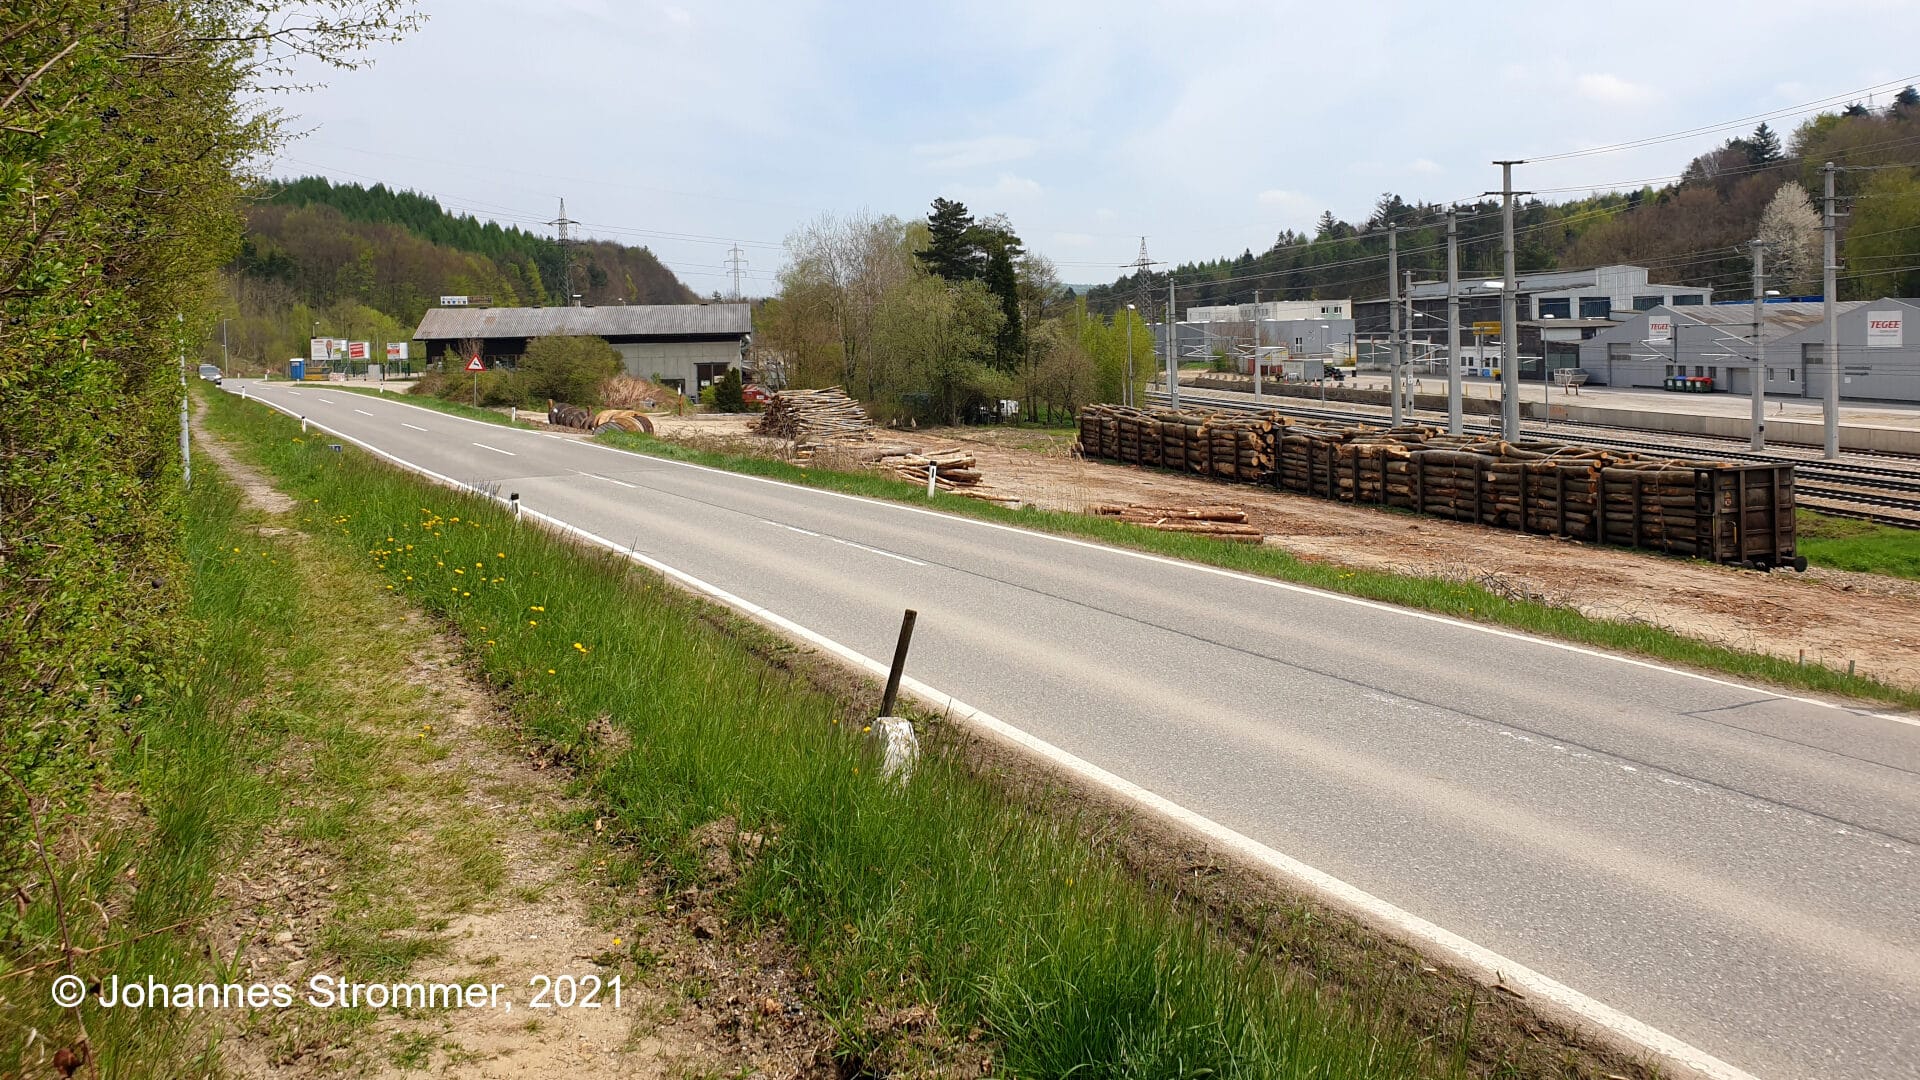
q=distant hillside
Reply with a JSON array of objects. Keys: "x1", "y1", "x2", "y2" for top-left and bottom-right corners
[
  {"x1": 1087, "y1": 96, "x2": 1920, "y2": 314},
  {"x1": 214, "y1": 177, "x2": 697, "y2": 371}
]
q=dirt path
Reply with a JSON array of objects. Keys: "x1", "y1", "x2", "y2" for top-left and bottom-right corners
[
  {"x1": 190, "y1": 415, "x2": 834, "y2": 1078},
  {"x1": 647, "y1": 414, "x2": 1920, "y2": 693}
]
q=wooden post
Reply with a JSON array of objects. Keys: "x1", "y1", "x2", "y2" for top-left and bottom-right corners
[{"x1": 879, "y1": 609, "x2": 918, "y2": 718}]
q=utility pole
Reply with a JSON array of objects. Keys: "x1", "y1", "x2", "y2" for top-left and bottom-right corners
[
  {"x1": 1403, "y1": 269, "x2": 1416, "y2": 420},
  {"x1": 725, "y1": 244, "x2": 748, "y2": 302},
  {"x1": 1822, "y1": 161, "x2": 1840, "y2": 459},
  {"x1": 1251, "y1": 289, "x2": 1263, "y2": 401},
  {"x1": 1494, "y1": 160, "x2": 1526, "y2": 441},
  {"x1": 1749, "y1": 239, "x2": 1768, "y2": 451},
  {"x1": 1387, "y1": 225, "x2": 1402, "y2": 425},
  {"x1": 549, "y1": 197, "x2": 581, "y2": 306},
  {"x1": 1124, "y1": 303, "x2": 1137, "y2": 407},
  {"x1": 1166, "y1": 272, "x2": 1180, "y2": 410},
  {"x1": 220, "y1": 318, "x2": 230, "y2": 377},
  {"x1": 1445, "y1": 207, "x2": 1462, "y2": 435}
]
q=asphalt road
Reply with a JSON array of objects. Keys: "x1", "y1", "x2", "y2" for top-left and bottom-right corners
[{"x1": 226, "y1": 381, "x2": 1918, "y2": 1080}]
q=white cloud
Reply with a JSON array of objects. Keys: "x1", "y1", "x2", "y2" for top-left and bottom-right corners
[
  {"x1": 1409, "y1": 158, "x2": 1442, "y2": 174},
  {"x1": 660, "y1": 3, "x2": 692, "y2": 26},
  {"x1": 913, "y1": 136, "x2": 1040, "y2": 173},
  {"x1": 1256, "y1": 188, "x2": 1313, "y2": 209},
  {"x1": 945, "y1": 173, "x2": 1044, "y2": 209},
  {"x1": 1051, "y1": 231, "x2": 1095, "y2": 248},
  {"x1": 1575, "y1": 72, "x2": 1657, "y2": 105}
]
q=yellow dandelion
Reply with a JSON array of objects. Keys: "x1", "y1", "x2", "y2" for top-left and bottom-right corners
[
  {"x1": 613, "y1": 937, "x2": 622, "y2": 946},
  {"x1": 496, "y1": 552, "x2": 505, "y2": 558},
  {"x1": 548, "y1": 668, "x2": 556, "y2": 674},
  {"x1": 528, "y1": 620, "x2": 538, "y2": 627}
]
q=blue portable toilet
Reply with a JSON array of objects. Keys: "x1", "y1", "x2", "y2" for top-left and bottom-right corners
[{"x1": 289, "y1": 358, "x2": 305, "y2": 381}]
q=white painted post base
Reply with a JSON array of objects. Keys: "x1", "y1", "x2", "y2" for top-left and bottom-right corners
[{"x1": 865, "y1": 717, "x2": 919, "y2": 781}]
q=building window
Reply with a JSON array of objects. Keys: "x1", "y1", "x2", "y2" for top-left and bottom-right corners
[
  {"x1": 1694, "y1": 365, "x2": 1705, "y2": 377},
  {"x1": 1537, "y1": 297, "x2": 1571, "y2": 319},
  {"x1": 1767, "y1": 368, "x2": 1776, "y2": 380},
  {"x1": 1664, "y1": 364, "x2": 1675, "y2": 377},
  {"x1": 1632, "y1": 295, "x2": 1662, "y2": 311},
  {"x1": 1579, "y1": 296, "x2": 1612, "y2": 319},
  {"x1": 1672, "y1": 294, "x2": 1704, "y2": 306},
  {"x1": 1790, "y1": 369, "x2": 1797, "y2": 381},
  {"x1": 1708, "y1": 366, "x2": 1718, "y2": 381}
]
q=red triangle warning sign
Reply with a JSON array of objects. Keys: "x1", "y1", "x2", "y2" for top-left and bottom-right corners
[{"x1": 465, "y1": 355, "x2": 485, "y2": 372}]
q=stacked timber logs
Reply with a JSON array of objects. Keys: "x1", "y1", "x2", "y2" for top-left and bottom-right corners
[
  {"x1": 1077, "y1": 403, "x2": 1276, "y2": 481},
  {"x1": 1077, "y1": 404, "x2": 1798, "y2": 565},
  {"x1": 869, "y1": 448, "x2": 982, "y2": 489},
  {"x1": 1088, "y1": 504, "x2": 1262, "y2": 543},
  {"x1": 756, "y1": 387, "x2": 874, "y2": 444}
]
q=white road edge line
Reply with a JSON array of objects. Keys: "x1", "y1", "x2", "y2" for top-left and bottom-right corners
[
  {"x1": 401, "y1": 422, "x2": 429, "y2": 432},
  {"x1": 576, "y1": 470, "x2": 638, "y2": 489},
  {"x1": 229, "y1": 384, "x2": 1763, "y2": 1080},
  {"x1": 472, "y1": 442, "x2": 516, "y2": 456},
  {"x1": 238, "y1": 382, "x2": 1914, "y2": 729}
]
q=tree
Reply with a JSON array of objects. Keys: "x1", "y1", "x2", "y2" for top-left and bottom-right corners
[
  {"x1": 872, "y1": 275, "x2": 1003, "y2": 424},
  {"x1": 1747, "y1": 123, "x2": 1783, "y2": 166},
  {"x1": 1843, "y1": 170, "x2": 1920, "y2": 299},
  {"x1": 1895, "y1": 85, "x2": 1920, "y2": 116},
  {"x1": 712, "y1": 366, "x2": 747, "y2": 412},
  {"x1": 519, "y1": 335, "x2": 622, "y2": 406},
  {"x1": 919, "y1": 197, "x2": 982, "y2": 282},
  {"x1": 1756, "y1": 183, "x2": 1822, "y2": 295},
  {"x1": 976, "y1": 221, "x2": 1025, "y2": 372}
]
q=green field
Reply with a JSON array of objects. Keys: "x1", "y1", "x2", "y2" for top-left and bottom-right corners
[{"x1": 1798, "y1": 511, "x2": 1920, "y2": 580}]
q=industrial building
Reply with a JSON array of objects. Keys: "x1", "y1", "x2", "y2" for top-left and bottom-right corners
[
  {"x1": 1160, "y1": 316, "x2": 1357, "y2": 369},
  {"x1": 413, "y1": 303, "x2": 752, "y2": 396},
  {"x1": 1186, "y1": 299, "x2": 1352, "y2": 323},
  {"x1": 1353, "y1": 265, "x2": 1713, "y2": 339},
  {"x1": 1578, "y1": 298, "x2": 1920, "y2": 404}
]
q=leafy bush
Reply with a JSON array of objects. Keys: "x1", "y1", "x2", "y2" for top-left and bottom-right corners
[{"x1": 519, "y1": 336, "x2": 621, "y2": 406}]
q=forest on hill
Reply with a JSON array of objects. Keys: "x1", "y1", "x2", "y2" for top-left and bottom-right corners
[
  {"x1": 1085, "y1": 93, "x2": 1920, "y2": 314},
  {"x1": 213, "y1": 177, "x2": 696, "y2": 371}
]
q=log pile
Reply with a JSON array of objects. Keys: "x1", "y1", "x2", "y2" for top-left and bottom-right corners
[
  {"x1": 870, "y1": 448, "x2": 981, "y2": 490},
  {"x1": 1076, "y1": 404, "x2": 1798, "y2": 565},
  {"x1": 1088, "y1": 504, "x2": 1263, "y2": 543},
  {"x1": 756, "y1": 387, "x2": 874, "y2": 445},
  {"x1": 1269, "y1": 420, "x2": 1796, "y2": 562},
  {"x1": 1077, "y1": 404, "x2": 1277, "y2": 482}
]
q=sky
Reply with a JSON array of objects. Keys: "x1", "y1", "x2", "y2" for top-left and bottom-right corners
[{"x1": 269, "y1": 0, "x2": 1920, "y2": 296}]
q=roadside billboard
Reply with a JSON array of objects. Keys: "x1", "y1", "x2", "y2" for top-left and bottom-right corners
[
  {"x1": 308, "y1": 337, "x2": 347, "y2": 362},
  {"x1": 386, "y1": 342, "x2": 409, "y2": 361},
  {"x1": 347, "y1": 341, "x2": 371, "y2": 361}
]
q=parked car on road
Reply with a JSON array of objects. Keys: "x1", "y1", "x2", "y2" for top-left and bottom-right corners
[{"x1": 197, "y1": 364, "x2": 223, "y2": 384}]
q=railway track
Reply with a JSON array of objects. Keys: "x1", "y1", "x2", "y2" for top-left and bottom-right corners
[{"x1": 1145, "y1": 389, "x2": 1920, "y2": 528}]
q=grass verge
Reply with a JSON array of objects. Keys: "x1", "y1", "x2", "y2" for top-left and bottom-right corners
[
  {"x1": 3, "y1": 461, "x2": 294, "y2": 1076},
  {"x1": 589, "y1": 430, "x2": 1920, "y2": 709},
  {"x1": 1798, "y1": 510, "x2": 1920, "y2": 580},
  {"x1": 204, "y1": 386, "x2": 1462, "y2": 1077}
]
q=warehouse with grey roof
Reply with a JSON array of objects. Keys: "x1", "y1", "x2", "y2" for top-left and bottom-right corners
[{"x1": 414, "y1": 303, "x2": 752, "y2": 396}]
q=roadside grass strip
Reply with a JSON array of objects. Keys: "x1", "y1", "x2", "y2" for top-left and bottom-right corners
[
  {"x1": 207, "y1": 385, "x2": 1454, "y2": 1076},
  {"x1": 6, "y1": 465, "x2": 297, "y2": 1075},
  {"x1": 595, "y1": 430, "x2": 1920, "y2": 710}
]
